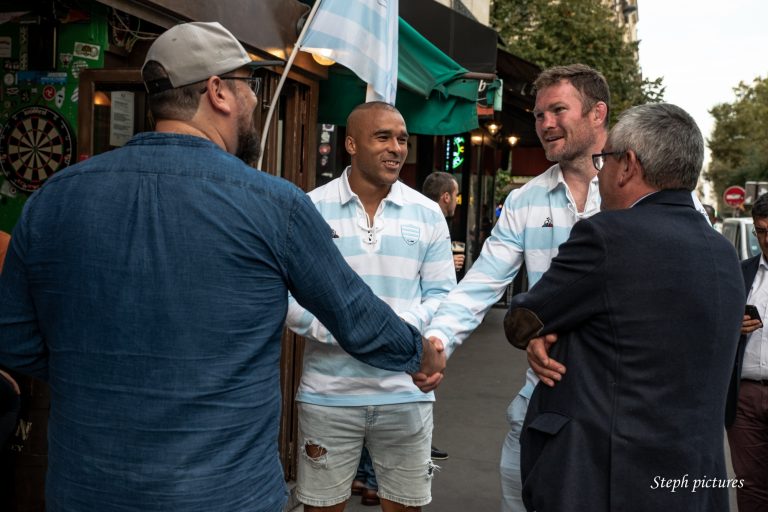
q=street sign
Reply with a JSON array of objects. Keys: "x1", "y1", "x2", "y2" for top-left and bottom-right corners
[{"x1": 723, "y1": 185, "x2": 746, "y2": 208}]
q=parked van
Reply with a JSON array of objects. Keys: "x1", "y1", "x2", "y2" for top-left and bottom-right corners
[{"x1": 721, "y1": 217, "x2": 760, "y2": 261}]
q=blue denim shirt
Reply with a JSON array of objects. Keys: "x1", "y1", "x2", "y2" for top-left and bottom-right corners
[{"x1": 0, "y1": 133, "x2": 424, "y2": 512}]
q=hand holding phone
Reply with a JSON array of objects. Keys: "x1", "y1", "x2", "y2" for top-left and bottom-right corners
[{"x1": 745, "y1": 304, "x2": 762, "y2": 323}]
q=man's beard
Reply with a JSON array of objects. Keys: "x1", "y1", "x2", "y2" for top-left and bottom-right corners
[
  {"x1": 234, "y1": 98, "x2": 261, "y2": 166},
  {"x1": 544, "y1": 140, "x2": 579, "y2": 163},
  {"x1": 236, "y1": 117, "x2": 261, "y2": 167},
  {"x1": 544, "y1": 120, "x2": 595, "y2": 164}
]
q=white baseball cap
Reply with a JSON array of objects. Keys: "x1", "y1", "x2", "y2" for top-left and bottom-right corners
[{"x1": 143, "y1": 21, "x2": 282, "y2": 94}]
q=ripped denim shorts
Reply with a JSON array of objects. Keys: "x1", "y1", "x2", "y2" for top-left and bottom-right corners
[{"x1": 296, "y1": 402, "x2": 434, "y2": 507}]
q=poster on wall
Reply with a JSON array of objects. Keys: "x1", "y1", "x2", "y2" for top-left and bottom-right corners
[{"x1": 109, "y1": 91, "x2": 134, "y2": 147}]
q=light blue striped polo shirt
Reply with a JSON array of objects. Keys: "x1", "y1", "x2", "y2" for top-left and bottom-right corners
[
  {"x1": 287, "y1": 167, "x2": 456, "y2": 406},
  {"x1": 424, "y1": 164, "x2": 600, "y2": 396}
]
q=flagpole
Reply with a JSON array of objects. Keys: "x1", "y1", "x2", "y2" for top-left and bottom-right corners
[{"x1": 256, "y1": 0, "x2": 323, "y2": 170}]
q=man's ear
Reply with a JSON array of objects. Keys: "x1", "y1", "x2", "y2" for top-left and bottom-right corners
[
  {"x1": 593, "y1": 101, "x2": 608, "y2": 126},
  {"x1": 204, "y1": 76, "x2": 234, "y2": 115},
  {"x1": 440, "y1": 191, "x2": 450, "y2": 204},
  {"x1": 619, "y1": 149, "x2": 642, "y2": 187},
  {"x1": 345, "y1": 135, "x2": 356, "y2": 155}
]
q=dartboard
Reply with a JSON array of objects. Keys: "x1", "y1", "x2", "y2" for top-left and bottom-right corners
[{"x1": 0, "y1": 106, "x2": 75, "y2": 192}]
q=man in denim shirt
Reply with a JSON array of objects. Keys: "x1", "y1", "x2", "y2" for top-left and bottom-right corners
[{"x1": 0, "y1": 22, "x2": 444, "y2": 512}]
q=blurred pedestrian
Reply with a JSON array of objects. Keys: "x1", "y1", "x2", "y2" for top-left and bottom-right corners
[
  {"x1": 421, "y1": 171, "x2": 468, "y2": 463},
  {"x1": 423, "y1": 171, "x2": 463, "y2": 274},
  {"x1": 703, "y1": 203, "x2": 723, "y2": 232},
  {"x1": 726, "y1": 191, "x2": 768, "y2": 512}
]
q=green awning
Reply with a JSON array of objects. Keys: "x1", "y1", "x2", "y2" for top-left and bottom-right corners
[{"x1": 317, "y1": 18, "x2": 480, "y2": 135}]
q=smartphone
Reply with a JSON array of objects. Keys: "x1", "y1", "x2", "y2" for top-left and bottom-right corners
[{"x1": 745, "y1": 304, "x2": 762, "y2": 322}]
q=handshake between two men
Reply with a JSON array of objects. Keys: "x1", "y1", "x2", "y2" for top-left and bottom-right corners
[{"x1": 411, "y1": 337, "x2": 447, "y2": 393}]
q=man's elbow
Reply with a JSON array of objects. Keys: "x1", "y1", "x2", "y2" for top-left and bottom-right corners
[{"x1": 504, "y1": 307, "x2": 544, "y2": 349}]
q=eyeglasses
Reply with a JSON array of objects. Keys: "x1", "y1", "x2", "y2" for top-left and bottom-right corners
[
  {"x1": 220, "y1": 76, "x2": 262, "y2": 95},
  {"x1": 199, "y1": 76, "x2": 262, "y2": 96},
  {"x1": 752, "y1": 227, "x2": 768, "y2": 237},
  {"x1": 591, "y1": 151, "x2": 623, "y2": 171}
]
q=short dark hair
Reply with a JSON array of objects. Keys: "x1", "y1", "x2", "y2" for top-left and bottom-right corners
[
  {"x1": 422, "y1": 172, "x2": 456, "y2": 202},
  {"x1": 753, "y1": 193, "x2": 768, "y2": 220},
  {"x1": 143, "y1": 61, "x2": 219, "y2": 121},
  {"x1": 534, "y1": 64, "x2": 610, "y2": 126}
]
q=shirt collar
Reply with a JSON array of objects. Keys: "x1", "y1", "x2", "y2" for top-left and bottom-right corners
[
  {"x1": 545, "y1": 164, "x2": 601, "y2": 218},
  {"x1": 544, "y1": 164, "x2": 600, "y2": 193},
  {"x1": 630, "y1": 191, "x2": 657, "y2": 208},
  {"x1": 338, "y1": 166, "x2": 405, "y2": 207},
  {"x1": 544, "y1": 164, "x2": 564, "y2": 192}
]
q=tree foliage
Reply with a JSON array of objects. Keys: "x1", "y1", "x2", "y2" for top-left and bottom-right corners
[
  {"x1": 706, "y1": 77, "x2": 768, "y2": 206},
  {"x1": 494, "y1": 168, "x2": 514, "y2": 205},
  {"x1": 490, "y1": 0, "x2": 664, "y2": 122}
]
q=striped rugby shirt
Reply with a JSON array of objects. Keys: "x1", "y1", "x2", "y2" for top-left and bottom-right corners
[
  {"x1": 424, "y1": 163, "x2": 600, "y2": 397},
  {"x1": 287, "y1": 167, "x2": 456, "y2": 406}
]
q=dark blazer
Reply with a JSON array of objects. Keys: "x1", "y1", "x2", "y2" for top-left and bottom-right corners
[
  {"x1": 725, "y1": 254, "x2": 760, "y2": 427},
  {"x1": 504, "y1": 190, "x2": 745, "y2": 512}
]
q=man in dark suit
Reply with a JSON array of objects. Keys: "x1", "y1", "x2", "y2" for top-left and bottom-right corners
[
  {"x1": 726, "y1": 192, "x2": 768, "y2": 512},
  {"x1": 504, "y1": 103, "x2": 744, "y2": 512}
]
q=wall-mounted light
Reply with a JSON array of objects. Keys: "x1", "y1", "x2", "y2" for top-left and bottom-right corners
[
  {"x1": 93, "y1": 91, "x2": 111, "y2": 106},
  {"x1": 470, "y1": 133, "x2": 483, "y2": 146},
  {"x1": 310, "y1": 48, "x2": 335, "y2": 66},
  {"x1": 261, "y1": 48, "x2": 287, "y2": 60},
  {"x1": 507, "y1": 135, "x2": 519, "y2": 147},
  {"x1": 485, "y1": 121, "x2": 502, "y2": 136}
]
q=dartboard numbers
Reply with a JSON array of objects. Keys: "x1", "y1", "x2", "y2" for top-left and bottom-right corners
[{"x1": 1, "y1": 106, "x2": 74, "y2": 192}]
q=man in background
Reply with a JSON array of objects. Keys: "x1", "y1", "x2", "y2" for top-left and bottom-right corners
[
  {"x1": 703, "y1": 203, "x2": 723, "y2": 232},
  {"x1": 727, "y1": 191, "x2": 768, "y2": 512},
  {"x1": 423, "y1": 171, "x2": 464, "y2": 274},
  {"x1": 420, "y1": 171, "x2": 466, "y2": 463}
]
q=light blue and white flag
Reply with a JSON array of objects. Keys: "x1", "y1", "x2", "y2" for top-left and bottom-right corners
[{"x1": 300, "y1": 0, "x2": 398, "y2": 104}]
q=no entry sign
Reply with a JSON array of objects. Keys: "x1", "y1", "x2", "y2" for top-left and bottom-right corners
[{"x1": 723, "y1": 186, "x2": 746, "y2": 208}]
